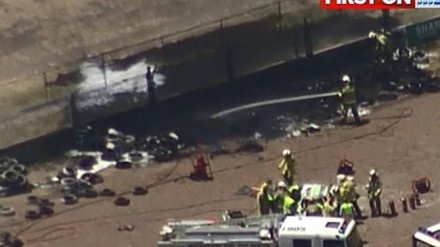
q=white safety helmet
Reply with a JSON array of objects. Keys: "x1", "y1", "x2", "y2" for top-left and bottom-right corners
[
  {"x1": 108, "y1": 128, "x2": 119, "y2": 136},
  {"x1": 106, "y1": 142, "x2": 116, "y2": 150},
  {"x1": 336, "y1": 174, "x2": 346, "y2": 184},
  {"x1": 346, "y1": 176, "x2": 355, "y2": 181},
  {"x1": 342, "y1": 75, "x2": 351, "y2": 83},
  {"x1": 278, "y1": 181, "x2": 287, "y2": 188},
  {"x1": 368, "y1": 31, "x2": 377, "y2": 39},
  {"x1": 369, "y1": 169, "x2": 377, "y2": 176},
  {"x1": 168, "y1": 132, "x2": 179, "y2": 141},
  {"x1": 282, "y1": 149, "x2": 291, "y2": 156}
]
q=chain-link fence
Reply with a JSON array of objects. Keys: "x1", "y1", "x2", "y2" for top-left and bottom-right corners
[{"x1": 0, "y1": 1, "x2": 431, "y2": 149}]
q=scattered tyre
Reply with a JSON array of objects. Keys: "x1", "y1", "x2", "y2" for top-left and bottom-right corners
[
  {"x1": 38, "y1": 199, "x2": 54, "y2": 208},
  {"x1": 24, "y1": 210, "x2": 41, "y2": 220},
  {"x1": 0, "y1": 207, "x2": 15, "y2": 217},
  {"x1": 61, "y1": 194, "x2": 78, "y2": 205},
  {"x1": 1, "y1": 170, "x2": 18, "y2": 183},
  {"x1": 80, "y1": 173, "x2": 103, "y2": 185},
  {"x1": 38, "y1": 206, "x2": 54, "y2": 216},
  {"x1": 78, "y1": 156, "x2": 97, "y2": 170},
  {"x1": 132, "y1": 186, "x2": 148, "y2": 196},
  {"x1": 9, "y1": 164, "x2": 27, "y2": 175},
  {"x1": 115, "y1": 159, "x2": 132, "y2": 169},
  {"x1": 99, "y1": 188, "x2": 116, "y2": 197},
  {"x1": 80, "y1": 189, "x2": 98, "y2": 198},
  {"x1": 60, "y1": 177, "x2": 77, "y2": 187},
  {"x1": 129, "y1": 151, "x2": 144, "y2": 162},
  {"x1": 62, "y1": 167, "x2": 77, "y2": 177},
  {"x1": 114, "y1": 197, "x2": 130, "y2": 206},
  {"x1": 26, "y1": 195, "x2": 39, "y2": 205}
]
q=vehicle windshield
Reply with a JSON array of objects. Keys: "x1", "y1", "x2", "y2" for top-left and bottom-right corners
[{"x1": 346, "y1": 226, "x2": 362, "y2": 247}]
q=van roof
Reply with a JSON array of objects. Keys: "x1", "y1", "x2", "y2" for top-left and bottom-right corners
[
  {"x1": 413, "y1": 223, "x2": 440, "y2": 246},
  {"x1": 279, "y1": 216, "x2": 356, "y2": 239}
]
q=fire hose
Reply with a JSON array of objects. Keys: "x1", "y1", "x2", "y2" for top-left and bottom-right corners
[{"x1": 211, "y1": 91, "x2": 340, "y2": 119}]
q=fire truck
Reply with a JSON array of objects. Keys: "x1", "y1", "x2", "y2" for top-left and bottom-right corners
[
  {"x1": 413, "y1": 223, "x2": 440, "y2": 247},
  {"x1": 158, "y1": 214, "x2": 363, "y2": 247}
]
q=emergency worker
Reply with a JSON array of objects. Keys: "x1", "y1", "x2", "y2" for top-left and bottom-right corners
[
  {"x1": 343, "y1": 176, "x2": 362, "y2": 218},
  {"x1": 338, "y1": 75, "x2": 361, "y2": 125},
  {"x1": 278, "y1": 149, "x2": 297, "y2": 186},
  {"x1": 322, "y1": 196, "x2": 336, "y2": 217},
  {"x1": 366, "y1": 169, "x2": 382, "y2": 217},
  {"x1": 369, "y1": 30, "x2": 392, "y2": 66},
  {"x1": 304, "y1": 198, "x2": 323, "y2": 216},
  {"x1": 274, "y1": 181, "x2": 295, "y2": 214},
  {"x1": 339, "y1": 202, "x2": 355, "y2": 220},
  {"x1": 257, "y1": 179, "x2": 274, "y2": 216}
]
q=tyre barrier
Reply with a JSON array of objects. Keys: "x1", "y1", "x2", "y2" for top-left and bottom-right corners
[
  {"x1": 77, "y1": 180, "x2": 92, "y2": 190},
  {"x1": 9, "y1": 164, "x2": 27, "y2": 175},
  {"x1": 38, "y1": 206, "x2": 54, "y2": 216},
  {"x1": 62, "y1": 167, "x2": 77, "y2": 177},
  {"x1": 115, "y1": 160, "x2": 132, "y2": 169},
  {"x1": 60, "y1": 177, "x2": 77, "y2": 187},
  {"x1": 14, "y1": 175, "x2": 27, "y2": 188},
  {"x1": 0, "y1": 157, "x2": 18, "y2": 167},
  {"x1": 25, "y1": 210, "x2": 41, "y2": 220},
  {"x1": 80, "y1": 173, "x2": 103, "y2": 185},
  {"x1": 38, "y1": 199, "x2": 55, "y2": 208},
  {"x1": 99, "y1": 188, "x2": 116, "y2": 197},
  {"x1": 129, "y1": 151, "x2": 144, "y2": 162},
  {"x1": 26, "y1": 195, "x2": 39, "y2": 205},
  {"x1": 78, "y1": 156, "x2": 97, "y2": 170},
  {"x1": 153, "y1": 148, "x2": 173, "y2": 163},
  {"x1": 80, "y1": 189, "x2": 98, "y2": 198},
  {"x1": 114, "y1": 197, "x2": 130, "y2": 206},
  {"x1": 132, "y1": 186, "x2": 148, "y2": 196},
  {"x1": 60, "y1": 185, "x2": 77, "y2": 195},
  {"x1": 61, "y1": 194, "x2": 79, "y2": 205},
  {"x1": 0, "y1": 207, "x2": 15, "y2": 217},
  {"x1": 412, "y1": 177, "x2": 431, "y2": 194}
]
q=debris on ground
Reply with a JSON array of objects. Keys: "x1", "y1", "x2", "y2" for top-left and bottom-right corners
[{"x1": 0, "y1": 157, "x2": 31, "y2": 197}]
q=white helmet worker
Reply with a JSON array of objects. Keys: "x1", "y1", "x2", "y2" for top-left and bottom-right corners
[
  {"x1": 108, "y1": 128, "x2": 120, "y2": 136},
  {"x1": 342, "y1": 74, "x2": 351, "y2": 83},
  {"x1": 278, "y1": 181, "x2": 287, "y2": 188},
  {"x1": 368, "y1": 31, "x2": 377, "y2": 39},
  {"x1": 282, "y1": 149, "x2": 292, "y2": 157},
  {"x1": 336, "y1": 174, "x2": 346, "y2": 184},
  {"x1": 369, "y1": 169, "x2": 377, "y2": 176}
]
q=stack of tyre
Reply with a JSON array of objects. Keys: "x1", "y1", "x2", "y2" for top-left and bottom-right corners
[
  {"x1": 0, "y1": 157, "x2": 28, "y2": 195},
  {"x1": 59, "y1": 167, "x2": 101, "y2": 205},
  {"x1": 0, "y1": 231, "x2": 23, "y2": 247}
]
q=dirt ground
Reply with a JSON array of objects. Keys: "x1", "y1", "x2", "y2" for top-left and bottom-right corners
[{"x1": 0, "y1": 84, "x2": 440, "y2": 247}]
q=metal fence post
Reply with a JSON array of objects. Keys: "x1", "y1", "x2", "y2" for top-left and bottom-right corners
[
  {"x1": 277, "y1": 2, "x2": 283, "y2": 32},
  {"x1": 303, "y1": 17, "x2": 314, "y2": 59},
  {"x1": 220, "y1": 19, "x2": 235, "y2": 84},
  {"x1": 42, "y1": 72, "x2": 49, "y2": 101},
  {"x1": 101, "y1": 54, "x2": 108, "y2": 88}
]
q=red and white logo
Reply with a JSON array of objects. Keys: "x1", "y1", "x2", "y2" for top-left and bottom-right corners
[{"x1": 320, "y1": 0, "x2": 415, "y2": 9}]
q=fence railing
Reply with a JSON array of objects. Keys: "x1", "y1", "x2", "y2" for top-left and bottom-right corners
[{"x1": 0, "y1": 2, "x2": 433, "y2": 149}]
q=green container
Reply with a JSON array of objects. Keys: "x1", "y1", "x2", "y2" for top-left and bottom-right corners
[{"x1": 405, "y1": 17, "x2": 440, "y2": 47}]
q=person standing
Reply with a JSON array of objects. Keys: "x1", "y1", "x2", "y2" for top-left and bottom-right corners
[
  {"x1": 366, "y1": 169, "x2": 382, "y2": 217},
  {"x1": 146, "y1": 66, "x2": 157, "y2": 103},
  {"x1": 278, "y1": 149, "x2": 297, "y2": 186},
  {"x1": 257, "y1": 179, "x2": 274, "y2": 216},
  {"x1": 338, "y1": 75, "x2": 361, "y2": 125}
]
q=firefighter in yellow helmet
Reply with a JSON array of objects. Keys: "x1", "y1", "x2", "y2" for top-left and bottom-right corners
[
  {"x1": 257, "y1": 179, "x2": 275, "y2": 216},
  {"x1": 278, "y1": 149, "x2": 297, "y2": 186},
  {"x1": 338, "y1": 75, "x2": 361, "y2": 125},
  {"x1": 369, "y1": 31, "x2": 392, "y2": 66}
]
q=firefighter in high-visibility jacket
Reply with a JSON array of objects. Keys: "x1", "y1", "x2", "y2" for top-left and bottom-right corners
[
  {"x1": 366, "y1": 169, "x2": 382, "y2": 217},
  {"x1": 338, "y1": 75, "x2": 361, "y2": 125},
  {"x1": 341, "y1": 176, "x2": 362, "y2": 218},
  {"x1": 369, "y1": 31, "x2": 392, "y2": 66},
  {"x1": 257, "y1": 180, "x2": 274, "y2": 216},
  {"x1": 278, "y1": 149, "x2": 297, "y2": 186},
  {"x1": 275, "y1": 181, "x2": 296, "y2": 214}
]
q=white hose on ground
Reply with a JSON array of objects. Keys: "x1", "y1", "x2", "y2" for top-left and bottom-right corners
[{"x1": 211, "y1": 91, "x2": 340, "y2": 119}]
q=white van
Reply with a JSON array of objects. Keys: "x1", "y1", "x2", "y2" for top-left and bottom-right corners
[
  {"x1": 413, "y1": 223, "x2": 440, "y2": 247},
  {"x1": 278, "y1": 216, "x2": 363, "y2": 247}
]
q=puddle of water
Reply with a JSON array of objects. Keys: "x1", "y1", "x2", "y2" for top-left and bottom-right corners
[{"x1": 76, "y1": 59, "x2": 166, "y2": 109}]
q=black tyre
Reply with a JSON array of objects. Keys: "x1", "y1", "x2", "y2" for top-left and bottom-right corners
[
  {"x1": 25, "y1": 210, "x2": 41, "y2": 220},
  {"x1": 78, "y1": 156, "x2": 97, "y2": 170},
  {"x1": 38, "y1": 206, "x2": 54, "y2": 216},
  {"x1": 115, "y1": 160, "x2": 132, "y2": 169},
  {"x1": 99, "y1": 188, "x2": 116, "y2": 197},
  {"x1": 132, "y1": 186, "x2": 148, "y2": 196},
  {"x1": 80, "y1": 173, "x2": 103, "y2": 185},
  {"x1": 61, "y1": 194, "x2": 78, "y2": 205},
  {"x1": 14, "y1": 174, "x2": 27, "y2": 188},
  {"x1": 26, "y1": 195, "x2": 39, "y2": 205},
  {"x1": 62, "y1": 167, "x2": 77, "y2": 177},
  {"x1": 60, "y1": 177, "x2": 77, "y2": 187},
  {"x1": 80, "y1": 189, "x2": 98, "y2": 198},
  {"x1": 129, "y1": 151, "x2": 144, "y2": 162},
  {"x1": 114, "y1": 197, "x2": 130, "y2": 206},
  {"x1": 38, "y1": 199, "x2": 54, "y2": 208},
  {"x1": 0, "y1": 207, "x2": 15, "y2": 217},
  {"x1": 9, "y1": 164, "x2": 27, "y2": 175},
  {"x1": 2, "y1": 170, "x2": 18, "y2": 183}
]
